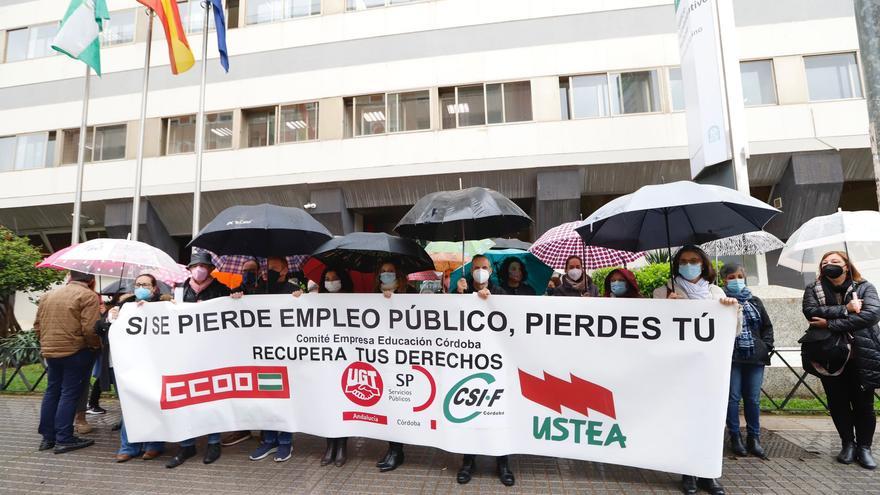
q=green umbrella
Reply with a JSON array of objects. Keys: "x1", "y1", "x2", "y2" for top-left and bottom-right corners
[{"x1": 450, "y1": 249, "x2": 553, "y2": 294}]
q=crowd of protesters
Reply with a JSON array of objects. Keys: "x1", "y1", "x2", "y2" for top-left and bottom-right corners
[{"x1": 32, "y1": 243, "x2": 880, "y2": 494}]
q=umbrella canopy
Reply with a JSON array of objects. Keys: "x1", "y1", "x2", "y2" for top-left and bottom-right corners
[
  {"x1": 100, "y1": 278, "x2": 172, "y2": 296},
  {"x1": 189, "y1": 204, "x2": 332, "y2": 257},
  {"x1": 395, "y1": 187, "x2": 532, "y2": 241},
  {"x1": 700, "y1": 231, "x2": 784, "y2": 257},
  {"x1": 575, "y1": 181, "x2": 780, "y2": 252},
  {"x1": 530, "y1": 221, "x2": 645, "y2": 270},
  {"x1": 302, "y1": 257, "x2": 376, "y2": 293},
  {"x1": 209, "y1": 253, "x2": 310, "y2": 274},
  {"x1": 778, "y1": 210, "x2": 880, "y2": 272},
  {"x1": 407, "y1": 270, "x2": 442, "y2": 282},
  {"x1": 311, "y1": 232, "x2": 434, "y2": 275},
  {"x1": 490, "y1": 238, "x2": 532, "y2": 251},
  {"x1": 449, "y1": 249, "x2": 553, "y2": 295},
  {"x1": 36, "y1": 238, "x2": 189, "y2": 284},
  {"x1": 425, "y1": 239, "x2": 494, "y2": 273}
]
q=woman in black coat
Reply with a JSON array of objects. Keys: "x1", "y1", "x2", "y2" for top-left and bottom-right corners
[{"x1": 802, "y1": 250, "x2": 880, "y2": 470}]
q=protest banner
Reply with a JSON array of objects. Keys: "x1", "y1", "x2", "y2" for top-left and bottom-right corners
[{"x1": 111, "y1": 294, "x2": 737, "y2": 477}]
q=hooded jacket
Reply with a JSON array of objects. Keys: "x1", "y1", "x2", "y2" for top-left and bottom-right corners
[{"x1": 602, "y1": 268, "x2": 642, "y2": 299}]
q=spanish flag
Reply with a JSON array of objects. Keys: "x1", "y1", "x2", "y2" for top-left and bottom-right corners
[{"x1": 137, "y1": 0, "x2": 195, "y2": 75}]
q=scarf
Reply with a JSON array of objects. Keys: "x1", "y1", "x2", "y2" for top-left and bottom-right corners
[
  {"x1": 674, "y1": 276, "x2": 711, "y2": 300},
  {"x1": 562, "y1": 274, "x2": 587, "y2": 294},
  {"x1": 188, "y1": 276, "x2": 213, "y2": 295},
  {"x1": 725, "y1": 286, "x2": 759, "y2": 358}
]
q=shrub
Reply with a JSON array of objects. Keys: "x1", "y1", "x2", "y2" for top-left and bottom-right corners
[
  {"x1": 590, "y1": 266, "x2": 621, "y2": 296},
  {"x1": 0, "y1": 329, "x2": 41, "y2": 366}
]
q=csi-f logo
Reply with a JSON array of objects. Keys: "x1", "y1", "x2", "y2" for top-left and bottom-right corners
[
  {"x1": 160, "y1": 366, "x2": 289, "y2": 410},
  {"x1": 342, "y1": 361, "x2": 383, "y2": 407},
  {"x1": 443, "y1": 372, "x2": 504, "y2": 424}
]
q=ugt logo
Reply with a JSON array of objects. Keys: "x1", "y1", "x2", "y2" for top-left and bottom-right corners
[
  {"x1": 519, "y1": 369, "x2": 626, "y2": 448},
  {"x1": 342, "y1": 361, "x2": 383, "y2": 407},
  {"x1": 160, "y1": 366, "x2": 289, "y2": 410}
]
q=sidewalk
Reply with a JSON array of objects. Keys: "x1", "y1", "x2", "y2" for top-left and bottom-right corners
[{"x1": 1, "y1": 396, "x2": 877, "y2": 494}]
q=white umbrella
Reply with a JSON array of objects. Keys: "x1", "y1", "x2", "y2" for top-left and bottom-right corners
[
  {"x1": 700, "y1": 231, "x2": 784, "y2": 257},
  {"x1": 778, "y1": 210, "x2": 880, "y2": 273},
  {"x1": 37, "y1": 238, "x2": 189, "y2": 284}
]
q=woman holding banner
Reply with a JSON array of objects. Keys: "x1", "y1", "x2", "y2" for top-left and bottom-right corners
[
  {"x1": 111, "y1": 273, "x2": 167, "y2": 462},
  {"x1": 319, "y1": 266, "x2": 352, "y2": 467},
  {"x1": 653, "y1": 245, "x2": 738, "y2": 495},
  {"x1": 802, "y1": 251, "x2": 880, "y2": 470},
  {"x1": 720, "y1": 263, "x2": 773, "y2": 459},
  {"x1": 552, "y1": 255, "x2": 599, "y2": 297}
]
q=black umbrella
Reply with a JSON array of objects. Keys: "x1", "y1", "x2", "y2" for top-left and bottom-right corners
[
  {"x1": 188, "y1": 204, "x2": 332, "y2": 257},
  {"x1": 490, "y1": 238, "x2": 532, "y2": 251},
  {"x1": 575, "y1": 181, "x2": 780, "y2": 256},
  {"x1": 394, "y1": 187, "x2": 532, "y2": 241},
  {"x1": 311, "y1": 232, "x2": 434, "y2": 275},
  {"x1": 100, "y1": 279, "x2": 172, "y2": 296}
]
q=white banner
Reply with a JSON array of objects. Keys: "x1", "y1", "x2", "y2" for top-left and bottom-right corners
[{"x1": 110, "y1": 294, "x2": 736, "y2": 478}]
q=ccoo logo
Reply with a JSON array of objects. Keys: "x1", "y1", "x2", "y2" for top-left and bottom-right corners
[{"x1": 160, "y1": 366, "x2": 289, "y2": 410}]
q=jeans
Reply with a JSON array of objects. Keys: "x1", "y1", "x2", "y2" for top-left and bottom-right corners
[
  {"x1": 118, "y1": 420, "x2": 165, "y2": 456},
  {"x1": 262, "y1": 431, "x2": 292, "y2": 445},
  {"x1": 180, "y1": 433, "x2": 221, "y2": 447},
  {"x1": 39, "y1": 349, "x2": 95, "y2": 444},
  {"x1": 821, "y1": 364, "x2": 877, "y2": 447},
  {"x1": 76, "y1": 352, "x2": 98, "y2": 413},
  {"x1": 727, "y1": 362, "x2": 765, "y2": 437}
]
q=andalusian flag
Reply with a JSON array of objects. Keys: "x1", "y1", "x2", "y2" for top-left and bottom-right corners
[
  {"x1": 137, "y1": 0, "x2": 195, "y2": 75},
  {"x1": 257, "y1": 373, "x2": 284, "y2": 392},
  {"x1": 52, "y1": 0, "x2": 110, "y2": 75}
]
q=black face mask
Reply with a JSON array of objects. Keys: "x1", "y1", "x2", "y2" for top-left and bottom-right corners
[
  {"x1": 242, "y1": 271, "x2": 257, "y2": 286},
  {"x1": 267, "y1": 269, "x2": 281, "y2": 285},
  {"x1": 822, "y1": 264, "x2": 845, "y2": 279}
]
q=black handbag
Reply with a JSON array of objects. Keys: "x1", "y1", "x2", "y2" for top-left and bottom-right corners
[{"x1": 800, "y1": 328, "x2": 852, "y2": 377}]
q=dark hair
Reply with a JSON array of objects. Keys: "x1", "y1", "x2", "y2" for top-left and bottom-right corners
[
  {"x1": 321, "y1": 266, "x2": 353, "y2": 293},
  {"x1": 819, "y1": 251, "x2": 863, "y2": 282},
  {"x1": 671, "y1": 245, "x2": 716, "y2": 283},
  {"x1": 603, "y1": 268, "x2": 641, "y2": 298},
  {"x1": 471, "y1": 254, "x2": 490, "y2": 266},
  {"x1": 69, "y1": 271, "x2": 95, "y2": 283},
  {"x1": 719, "y1": 263, "x2": 746, "y2": 280},
  {"x1": 135, "y1": 273, "x2": 158, "y2": 287},
  {"x1": 564, "y1": 255, "x2": 583, "y2": 269},
  {"x1": 498, "y1": 257, "x2": 529, "y2": 287}
]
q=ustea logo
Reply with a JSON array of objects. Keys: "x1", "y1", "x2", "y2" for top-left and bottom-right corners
[
  {"x1": 342, "y1": 361, "x2": 383, "y2": 407},
  {"x1": 160, "y1": 366, "x2": 289, "y2": 410}
]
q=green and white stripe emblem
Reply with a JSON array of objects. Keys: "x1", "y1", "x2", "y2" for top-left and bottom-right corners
[{"x1": 257, "y1": 373, "x2": 283, "y2": 391}]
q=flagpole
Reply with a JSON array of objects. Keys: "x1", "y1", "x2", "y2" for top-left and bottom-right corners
[
  {"x1": 70, "y1": 64, "x2": 90, "y2": 246},
  {"x1": 131, "y1": 9, "x2": 154, "y2": 241},
  {"x1": 192, "y1": 0, "x2": 211, "y2": 238}
]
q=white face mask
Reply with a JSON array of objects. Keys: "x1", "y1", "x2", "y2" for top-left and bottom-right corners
[
  {"x1": 472, "y1": 268, "x2": 490, "y2": 284},
  {"x1": 567, "y1": 268, "x2": 583, "y2": 281},
  {"x1": 324, "y1": 280, "x2": 342, "y2": 293}
]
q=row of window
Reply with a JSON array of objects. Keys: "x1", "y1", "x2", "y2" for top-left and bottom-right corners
[
  {"x1": 0, "y1": 51, "x2": 866, "y2": 171},
  {"x1": 2, "y1": 0, "x2": 426, "y2": 63}
]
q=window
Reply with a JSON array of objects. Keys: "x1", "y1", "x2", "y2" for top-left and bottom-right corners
[
  {"x1": 246, "y1": 0, "x2": 320, "y2": 25},
  {"x1": 344, "y1": 91, "x2": 429, "y2": 137},
  {"x1": 4, "y1": 24, "x2": 58, "y2": 62},
  {"x1": 61, "y1": 124, "x2": 127, "y2": 164},
  {"x1": 166, "y1": 111, "x2": 234, "y2": 154},
  {"x1": 101, "y1": 9, "x2": 137, "y2": 46},
  {"x1": 804, "y1": 53, "x2": 863, "y2": 101},
  {"x1": 205, "y1": 112, "x2": 234, "y2": 150},
  {"x1": 610, "y1": 70, "x2": 661, "y2": 115},
  {"x1": 668, "y1": 67, "x2": 685, "y2": 112},
  {"x1": 563, "y1": 74, "x2": 609, "y2": 119},
  {"x1": 244, "y1": 107, "x2": 276, "y2": 147},
  {"x1": 279, "y1": 102, "x2": 318, "y2": 143},
  {"x1": 440, "y1": 82, "x2": 531, "y2": 129},
  {"x1": 347, "y1": 0, "x2": 421, "y2": 10},
  {"x1": 740, "y1": 60, "x2": 777, "y2": 106},
  {"x1": 0, "y1": 132, "x2": 55, "y2": 172},
  {"x1": 5, "y1": 28, "x2": 28, "y2": 62},
  {"x1": 561, "y1": 70, "x2": 660, "y2": 118}
]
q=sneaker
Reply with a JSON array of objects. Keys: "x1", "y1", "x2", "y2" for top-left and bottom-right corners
[
  {"x1": 249, "y1": 442, "x2": 277, "y2": 461},
  {"x1": 274, "y1": 444, "x2": 292, "y2": 462},
  {"x1": 86, "y1": 406, "x2": 107, "y2": 415},
  {"x1": 54, "y1": 437, "x2": 95, "y2": 454}
]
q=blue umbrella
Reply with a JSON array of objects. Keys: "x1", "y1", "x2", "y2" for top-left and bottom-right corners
[{"x1": 449, "y1": 249, "x2": 553, "y2": 295}]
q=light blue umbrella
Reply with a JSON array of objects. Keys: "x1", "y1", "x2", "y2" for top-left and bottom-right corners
[{"x1": 449, "y1": 249, "x2": 553, "y2": 294}]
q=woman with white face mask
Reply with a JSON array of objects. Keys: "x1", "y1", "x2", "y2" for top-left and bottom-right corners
[
  {"x1": 553, "y1": 255, "x2": 599, "y2": 297},
  {"x1": 316, "y1": 267, "x2": 351, "y2": 467}
]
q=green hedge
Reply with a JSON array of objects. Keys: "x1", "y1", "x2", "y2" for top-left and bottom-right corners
[{"x1": 591, "y1": 261, "x2": 724, "y2": 297}]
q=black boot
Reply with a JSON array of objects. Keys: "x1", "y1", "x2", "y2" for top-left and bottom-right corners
[
  {"x1": 729, "y1": 433, "x2": 747, "y2": 456},
  {"x1": 203, "y1": 443, "x2": 221, "y2": 464},
  {"x1": 457, "y1": 455, "x2": 476, "y2": 484},
  {"x1": 681, "y1": 475, "x2": 697, "y2": 495},
  {"x1": 496, "y1": 456, "x2": 515, "y2": 487},
  {"x1": 321, "y1": 439, "x2": 335, "y2": 466},
  {"x1": 696, "y1": 477, "x2": 725, "y2": 495},
  {"x1": 837, "y1": 441, "x2": 856, "y2": 464},
  {"x1": 166, "y1": 445, "x2": 196, "y2": 468},
  {"x1": 857, "y1": 445, "x2": 877, "y2": 470},
  {"x1": 375, "y1": 442, "x2": 392, "y2": 467},
  {"x1": 377, "y1": 443, "x2": 404, "y2": 472},
  {"x1": 334, "y1": 438, "x2": 347, "y2": 467},
  {"x1": 747, "y1": 435, "x2": 767, "y2": 459}
]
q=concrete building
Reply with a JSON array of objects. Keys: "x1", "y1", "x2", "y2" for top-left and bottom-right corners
[{"x1": 0, "y1": 0, "x2": 875, "y2": 287}]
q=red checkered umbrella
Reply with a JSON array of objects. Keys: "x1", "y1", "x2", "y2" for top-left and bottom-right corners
[{"x1": 529, "y1": 221, "x2": 645, "y2": 270}]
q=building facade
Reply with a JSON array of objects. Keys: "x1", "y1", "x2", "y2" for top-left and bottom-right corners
[{"x1": 0, "y1": 0, "x2": 875, "y2": 286}]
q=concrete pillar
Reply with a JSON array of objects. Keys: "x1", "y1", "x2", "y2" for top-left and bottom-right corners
[
  {"x1": 125, "y1": 118, "x2": 163, "y2": 159},
  {"x1": 322, "y1": 0, "x2": 347, "y2": 15},
  {"x1": 773, "y1": 56, "x2": 809, "y2": 105},
  {"x1": 104, "y1": 200, "x2": 178, "y2": 260},
  {"x1": 535, "y1": 170, "x2": 581, "y2": 237},
  {"x1": 318, "y1": 97, "x2": 344, "y2": 141},
  {"x1": 309, "y1": 188, "x2": 353, "y2": 235},
  {"x1": 530, "y1": 76, "x2": 562, "y2": 122}
]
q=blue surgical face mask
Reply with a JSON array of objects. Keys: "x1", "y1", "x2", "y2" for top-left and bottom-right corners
[
  {"x1": 609, "y1": 280, "x2": 628, "y2": 296},
  {"x1": 379, "y1": 272, "x2": 397, "y2": 285},
  {"x1": 726, "y1": 279, "x2": 746, "y2": 294},
  {"x1": 134, "y1": 287, "x2": 152, "y2": 301},
  {"x1": 678, "y1": 263, "x2": 702, "y2": 281}
]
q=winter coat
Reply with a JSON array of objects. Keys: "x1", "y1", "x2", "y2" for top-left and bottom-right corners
[
  {"x1": 182, "y1": 277, "x2": 231, "y2": 302},
  {"x1": 34, "y1": 281, "x2": 101, "y2": 358},
  {"x1": 733, "y1": 295, "x2": 774, "y2": 366},
  {"x1": 499, "y1": 282, "x2": 536, "y2": 296},
  {"x1": 801, "y1": 279, "x2": 880, "y2": 389},
  {"x1": 456, "y1": 280, "x2": 504, "y2": 296},
  {"x1": 552, "y1": 276, "x2": 599, "y2": 297},
  {"x1": 652, "y1": 281, "x2": 743, "y2": 335}
]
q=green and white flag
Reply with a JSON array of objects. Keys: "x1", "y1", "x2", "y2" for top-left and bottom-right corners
[
  {"x1": 257, "y1": 373, "x2": 284, "y2": 391},
  {"x1": 52, "y1": 0, "x2": 109, "y2": 76}
]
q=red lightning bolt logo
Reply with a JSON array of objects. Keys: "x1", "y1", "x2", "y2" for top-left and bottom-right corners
[{"x1": 518, "y1": 369, "x2": 616, "y2": 419}]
